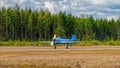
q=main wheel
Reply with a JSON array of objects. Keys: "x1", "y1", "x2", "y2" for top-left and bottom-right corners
[
  {"x1": 66, "y1": 45, "x2": 68, "y2": 49},
  {"x1": 54, "y1": 46, "x2": 56, "y2": 49}
]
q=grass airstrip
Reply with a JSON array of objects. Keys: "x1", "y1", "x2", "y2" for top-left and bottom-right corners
[{"x1": 0, "y1": 46, "x2": 120, "y2": 68}]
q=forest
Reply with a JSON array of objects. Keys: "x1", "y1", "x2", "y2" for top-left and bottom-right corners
[{"x1": 0, "y1": 5, "x2": 120, "y2": 42}]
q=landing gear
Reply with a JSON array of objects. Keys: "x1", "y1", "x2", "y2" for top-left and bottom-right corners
[
  {"x1": 66, "y1": 45, "x2": 68, "y2": 49},
  {"x1": 54, "y1": 46, "x2": 56, "y2": 49},
  {"x1": 53, "y1": 43, "x2": 69, "y2": 49},
  {"x1": 53, "y1": 43, "x2": 56, "y2": 49},
  {"x1": 66, "y1": 43, "x2": 69, "y2": 49}
]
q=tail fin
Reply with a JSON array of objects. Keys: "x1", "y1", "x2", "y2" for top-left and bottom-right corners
[{"x1": 71, "y1": 34, "x2": 76, "y2": 41}]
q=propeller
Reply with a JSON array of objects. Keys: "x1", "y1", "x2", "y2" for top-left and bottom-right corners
[{"x1": 51, "y1": 35, "x2": 56, "y2": 46}]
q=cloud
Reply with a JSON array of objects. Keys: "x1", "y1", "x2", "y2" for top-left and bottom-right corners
[
  {"x1": 106, "y1": 16, "x2": 119, "y2": 20},
  {"x1": 45, "y1": 2, "x2": 55, "y2": 13},
  {"x1": 106, "y1": 0, "x2": 120, "y2": 6},
  {"x1": 0, "y1": 0, "x2": 5, "y2": 7},
  {"x1": 91, "y1": 0, "x2": 107, "y2": 5}
]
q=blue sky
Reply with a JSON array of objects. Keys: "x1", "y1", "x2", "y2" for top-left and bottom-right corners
[{"x1": 0, "y1": 0, "x2": 120, "y2": 20}]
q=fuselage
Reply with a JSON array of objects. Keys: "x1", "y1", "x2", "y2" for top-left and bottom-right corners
[{"x1": 55, "y1": 37, "x2": 75, "y2": 44}]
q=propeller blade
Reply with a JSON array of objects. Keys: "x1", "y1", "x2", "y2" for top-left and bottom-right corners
[
  {"x1": 51, "y1": 41, "x2": 53, "y2": 46},
  {"x1": 51, "y1": 34, "x2": 56, "y2": 46}
]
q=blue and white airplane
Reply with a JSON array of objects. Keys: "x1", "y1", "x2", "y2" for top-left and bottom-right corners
[{"x1": 51, "y1": 34, "x2": 76, "y2": 49}]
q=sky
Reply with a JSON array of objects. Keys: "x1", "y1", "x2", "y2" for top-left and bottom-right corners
[{"x1": 0, "y1": 0, "x2": 120, "y2": 20}]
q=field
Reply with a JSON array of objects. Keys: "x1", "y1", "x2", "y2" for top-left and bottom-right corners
[{"x1": 0, "y1": 46, "x2": 120, "y2": 68}]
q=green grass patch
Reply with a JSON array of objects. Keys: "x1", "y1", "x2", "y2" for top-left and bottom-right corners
[
  {"x1": 0, "y1": 40, "x2": 120, "y2": 46},
  {"x1": 0, "y1": 41, "x2": 51, "y2": 46},
  {"x1": 77, "y1": 40, "x2": 120, "y2": 46}
]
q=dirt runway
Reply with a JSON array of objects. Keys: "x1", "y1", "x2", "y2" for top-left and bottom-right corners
[
  {"x1": 0, "y1": 46, "x2": 120, "y2": 51},
  {"x1": 0, "y1": 46, "x2": 120, "y2": 68}
]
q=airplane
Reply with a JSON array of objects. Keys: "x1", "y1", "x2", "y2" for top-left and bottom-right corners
[{"x1": 51, "y1": 34, "x2": 76, "y2": 49}]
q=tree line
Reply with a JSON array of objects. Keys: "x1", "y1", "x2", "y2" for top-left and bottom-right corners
[{"x1": 0, "y1": 5, "x2": 120, "y2": 41}]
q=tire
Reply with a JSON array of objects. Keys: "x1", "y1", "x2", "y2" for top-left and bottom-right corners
[
  {"x1": 54, "y1": 46, "x2": 56, "y2": 49},
  {"x1": 66, "y1": 46, "x2": 68, "y2": 49}
]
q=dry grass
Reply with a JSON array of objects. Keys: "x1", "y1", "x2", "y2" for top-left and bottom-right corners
[{"x1": 0, "y1": 46, "x2": 120, "y2": 68}]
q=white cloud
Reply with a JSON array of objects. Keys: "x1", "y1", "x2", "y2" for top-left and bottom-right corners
[
  {"x1": 64, "y1": 0, "x2": 67, "y2": 2},
  {"x1": 45, "y1": 2, "x2": 55, "y2": 13},
  {"x1": 91, "y1": 0, "x2": 107, "y2": 5},
  {"x1": 107, "y1": 0, "x2": 120, "y2": 5},
  {"x1": 62, "y1": 5, "x2": 69, "y2": 11},
  {"x1": 20, "y1": 0, "x2": 24, "y2": 2},
  {"x1": 45, "y1": 2, "x2": 53, "y2": 9},
  {"x1": 0, "y1": 0, "x2": 5, "y2": 7},
  {"x1": 91, "y1": 0, "x2": 120, "y2": 6},
  {"x1": 106, "y1": 16, "x2": 119, "y2": 20},
  {"x1": 104, "y1": 8, "x2": 120, "y2": 12},
  {"x1": 96, "y1": 12, "x2": 105, "y2": 16}
]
